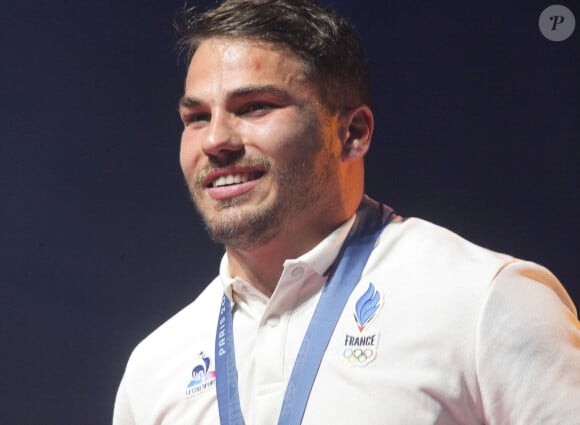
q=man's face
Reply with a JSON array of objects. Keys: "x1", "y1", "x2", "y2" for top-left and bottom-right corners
[{"x1": 179, "y1": 38, "x2": 342, "y2": 249}]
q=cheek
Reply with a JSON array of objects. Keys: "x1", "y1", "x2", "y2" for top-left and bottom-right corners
[
  {"x1": 249, "y1": 117, "x2": 317, "y2": 159},
  {"x1": 179, "y1": 134, "x2": 200, "y2": 178}
]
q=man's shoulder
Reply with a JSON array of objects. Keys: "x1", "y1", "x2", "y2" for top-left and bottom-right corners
[
  {"x1": 125, "y1": 277, "x2": 223, "y2": 370},
  {"x1": 114, "y1": 278, "x2": 224, "y2": 423},
  {"x1": 370, "y1": 214, "x2": 574, "y2": 314},
  {"x1": 369, "y1": 217, "x2": 518, "y2": 286},
  {"x1": 379, "y1": 216, "x2": 514, "y2": 268}
]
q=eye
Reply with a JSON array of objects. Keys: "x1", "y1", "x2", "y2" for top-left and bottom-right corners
[
  {"x1": 239, "y1": 102, "x2": 275, "y2": 116},
  {"x1": 182, "y1": 112, "x2": 211, "y2": 127}
]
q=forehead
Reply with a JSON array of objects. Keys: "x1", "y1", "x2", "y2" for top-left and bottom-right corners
[{"x1": 184, "y1": 38, "x2": 313, "y2": 94}]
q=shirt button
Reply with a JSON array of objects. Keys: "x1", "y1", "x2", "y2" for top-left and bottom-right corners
[
  {"x1": 291, "y1": 267, "x2": 304, "y2": 278},
  {"x1": 266, "y1": 315, "x2": 280, "y2": 327}
]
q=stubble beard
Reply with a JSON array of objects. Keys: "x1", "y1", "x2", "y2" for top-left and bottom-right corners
[{"x1": 188, "y1": 149, "x2": 335, "y2": 250}]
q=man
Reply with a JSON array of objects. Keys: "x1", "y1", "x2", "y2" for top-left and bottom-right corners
[{"x1": 113, "y1": 0, "x2": 580, "y2": 424}]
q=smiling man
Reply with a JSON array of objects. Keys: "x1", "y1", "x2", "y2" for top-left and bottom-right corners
[
  {"x1": 178, "y1": 37, "x2": 369, "y2": 296},
  {"x1": 113, "y1": 1, "x2": 580, "y2": 424}
]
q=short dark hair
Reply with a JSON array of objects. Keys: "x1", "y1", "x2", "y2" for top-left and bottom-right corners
[{"x1": 174, "y1": 0, "x2": 371, "y2": 111}]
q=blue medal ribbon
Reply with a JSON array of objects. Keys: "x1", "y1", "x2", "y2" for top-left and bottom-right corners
[{"x1": 215, "y1": 197, "x2": 393, "y2": 425}]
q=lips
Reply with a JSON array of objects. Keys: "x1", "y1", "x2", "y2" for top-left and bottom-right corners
[
  {"x1": 203, "y1": 168, "x2": 265, "y2": 201},
  {"x1": 210, "y1": 171, "x2": 263, "y2": 188}
]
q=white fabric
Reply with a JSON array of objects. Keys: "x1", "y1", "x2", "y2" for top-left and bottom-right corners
[{"x1": 113, "y1": 213, "x2": 580, "y2": 425}]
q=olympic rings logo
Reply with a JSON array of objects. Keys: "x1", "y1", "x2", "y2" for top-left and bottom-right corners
[{"x1": 343, "y1": 348, "x2": 374, "y2": 364}]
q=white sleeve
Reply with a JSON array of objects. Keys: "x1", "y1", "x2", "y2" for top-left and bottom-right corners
[
  {"x1": 476, "y1": 261, "x2": 580, "y2": 425},
  {"x1": 112, "y1": 373, "x2": 136, "y2": 425}
]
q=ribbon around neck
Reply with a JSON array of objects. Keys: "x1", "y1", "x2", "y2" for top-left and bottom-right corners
[{"x1": 215, "y1": 197, "x2": 393, "y2": 425}]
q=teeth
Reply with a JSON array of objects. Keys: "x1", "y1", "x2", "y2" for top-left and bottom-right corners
[{"x1": 212, "y1": 174, "x2": 251, "y2": 188}]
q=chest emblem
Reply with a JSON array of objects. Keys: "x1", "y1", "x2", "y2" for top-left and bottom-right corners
[
  {"x1": 342, "y1": 283, "x2": 381, "y2": 367},
  {"x1": 185, "y1": 351, "x2": 216, "y2": 398},
  {"x1": 354, "y1": 282, "x2": 381, "y2": 331}
]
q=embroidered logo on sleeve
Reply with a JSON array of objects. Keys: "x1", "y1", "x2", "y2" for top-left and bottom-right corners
[
  {"x1": 185, "y1": 351, "x2": 217, "y2": 398},
  {"x1": 342, "y1": 283, "x2": 381, "y2": 367}
]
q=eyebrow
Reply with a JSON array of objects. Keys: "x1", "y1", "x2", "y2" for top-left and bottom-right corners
[
  {"x1": 178, "y1": 96, "x2": 202, "y2": 112},
  {"x1": 230, "y1": 85, "x2": 290, "y2": 101},
  {"x1": 178, "y1": 85, "x2": 291, "y2": 110}
]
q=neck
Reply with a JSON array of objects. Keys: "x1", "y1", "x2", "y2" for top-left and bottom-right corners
[{"x1": 225, "y1": 208, "x2": 354, "y2": 297}]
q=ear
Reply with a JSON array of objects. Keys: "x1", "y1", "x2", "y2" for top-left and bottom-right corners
[{"x1": 339, "y1": 105, "x2": 374, "y2": 161}]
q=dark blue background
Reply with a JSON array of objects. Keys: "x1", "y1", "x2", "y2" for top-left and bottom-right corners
[{"x1": 1, "y1": 1, "x2": 578, "y2": 423}]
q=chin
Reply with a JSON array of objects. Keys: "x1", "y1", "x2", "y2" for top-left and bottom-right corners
[{"x1": 201, "y1": 199, "x2": 285, "y2": 249}]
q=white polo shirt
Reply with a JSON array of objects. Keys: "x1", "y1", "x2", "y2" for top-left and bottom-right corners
[{"x1": 113, "y1": 213, "x2": 580, "y2": 425}]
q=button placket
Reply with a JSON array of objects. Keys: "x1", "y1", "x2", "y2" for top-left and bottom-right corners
[
  {"x1": 253, "y1": 308, "x2": 287, "y2": 423},
  {"x1": 291, "y1": 266, "x2": 305, "y2": 279},
  {"x1": 266, "y1": 315, "x2": 281, "y2": 327},
  {"x1": 251, "y1": 263, "x2": 313, "y2": 424}
]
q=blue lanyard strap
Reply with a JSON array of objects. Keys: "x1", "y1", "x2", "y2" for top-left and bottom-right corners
[
  {"x1": 216, "y1": 294, "x2": 242, "y2": 425},
  {"x1": 215, "y1": 197, "x2": 392, "y2": 425}
]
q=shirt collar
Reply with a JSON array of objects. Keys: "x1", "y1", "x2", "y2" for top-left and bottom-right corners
[{"x1": 219, "y1": 214, "x2": 357, "y2": 302}]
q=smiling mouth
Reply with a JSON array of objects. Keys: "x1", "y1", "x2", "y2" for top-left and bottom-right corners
[{"x1": 209, "y1": 171, "x2": 264, "y2": 188}]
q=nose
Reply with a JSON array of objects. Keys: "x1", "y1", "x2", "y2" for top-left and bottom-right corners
[{"x1": 201, "y1": 110, "x2": 243, "y2": 163}]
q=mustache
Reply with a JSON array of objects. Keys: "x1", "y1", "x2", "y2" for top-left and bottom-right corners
[{"x1": 193, "y1": 156, "x2": 272, "y2": 187}]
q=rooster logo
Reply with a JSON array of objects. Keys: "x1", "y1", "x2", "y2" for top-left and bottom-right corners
[{"x1": 187, "y1": 352, "x2": 216, "y2": 388}]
